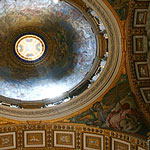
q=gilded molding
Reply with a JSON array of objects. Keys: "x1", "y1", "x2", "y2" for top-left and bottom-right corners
[{"x1": 0, "y1": 123, "x2": 147, "y2": 150}]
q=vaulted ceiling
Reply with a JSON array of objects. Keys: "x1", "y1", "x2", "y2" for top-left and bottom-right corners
[{"x1": 0, "y1": 0, "x2": 149, "y2": 149}]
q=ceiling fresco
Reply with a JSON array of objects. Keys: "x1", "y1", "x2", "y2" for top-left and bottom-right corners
[
  {"x1": 0, "y1": 0, "x2": 149, "y2": 148},
  {"x1": 0, "y1": 0, "x2": 102, "y2": 101},
  {"x1": 0, "y1": 0, "x2": 123, "y2": 121},
  {"x1": 69, "y1": 74, "x2": 149, "y2": 137},
  {"x1": 107, "y1": 0, "x2": 128, "y2": 20}
]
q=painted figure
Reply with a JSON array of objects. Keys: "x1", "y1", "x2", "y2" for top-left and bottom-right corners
[
  {"x1": 70, "y1": 78, "x2": 143, "y2": 133},
  {"x1": 92, "y1": 99, "x2": 141, "y2": 132}
]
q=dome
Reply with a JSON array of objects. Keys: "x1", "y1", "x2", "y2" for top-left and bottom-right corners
[
  {"x1": 0, "y1": 1, "x2": 149, "y2": 150},
  {"x1": 0, "y1": 0, "x2": 122, "y2": 120},
  {"x1": 0, "y1": 0, "x2": 98, "y2": 102}
]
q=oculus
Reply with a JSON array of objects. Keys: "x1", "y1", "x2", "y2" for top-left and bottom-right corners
[{"x1": 15, "y1": 34, "x2": 45, "y2": 62}]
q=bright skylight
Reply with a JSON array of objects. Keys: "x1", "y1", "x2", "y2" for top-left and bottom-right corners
[{"x1": 15, "y1": 35, "x2": 45, "y2": 61}]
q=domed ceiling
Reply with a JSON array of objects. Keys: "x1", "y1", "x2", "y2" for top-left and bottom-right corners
[
  {"x1": 0, "y1": 1, "x2": 150, "y2": 149},
  {"x1": 0, "y1": 0, "x2": 100, "y2": 102},
  {"x1": 0, "y1": 0, "x2": 123, "y2": 121}
]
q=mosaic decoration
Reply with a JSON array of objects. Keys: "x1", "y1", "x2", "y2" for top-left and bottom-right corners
[
  {"x1": 133, "y1": 36, "x2": 148, "y2": 53},
  {"x1": 134, "y1": 9, "x2": 148, "y2": 27},
  {"x1": 0, "y1": 132, "x2": 16, "y2": 150},
  {"x1": 112, "y1": 138, "x2": 130, "y2": 150},
  {"x1": 54, "y1": 131, "x2": 75, "y2": 148},
  {"x1": 83, "y1": 133, "x2": 103, "y2": 150},
  {"x1": 24, "y1": 130, "x2": 45, "y2": 148},
  {"x1": 15, "y1": 34, "x2": 45, "y2": 62},
  {"x1": 107, "y1": 0, "x2": 128, "y2": 20},
  {"x1": 0, "y1": 0, "x2": 98, "y2": 101},
  {"x1": 135, "y1": 62, "x2": 150, "y2": 80},
  {"x1": 69, "y1": 74, "x2": 150, "y2": 137},
  {"x1": 140, "y1": 88, "x2": 150, "y2": 103}
]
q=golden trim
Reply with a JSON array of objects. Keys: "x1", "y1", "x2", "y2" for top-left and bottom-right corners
[
  {"x1": 0, "y1": 117, "x2": 26, "y2": 125},
  {"x1": 15, "y1": 34, "x2": 45, "y2": 61},
  {"x1": 42, "y1": 0, "x2": 126, "y2": 123}
]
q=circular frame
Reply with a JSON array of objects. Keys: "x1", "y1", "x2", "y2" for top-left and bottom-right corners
[
  {"x1": 13, "y1": 32, "x2": 48, "y2": 63},
  {"x1": 15, "y1": 34, "x2": 45, "y2": 62}
]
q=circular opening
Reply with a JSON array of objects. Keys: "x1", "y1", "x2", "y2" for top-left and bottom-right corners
[{"x1": 15, "y1": 34, "x2": 45, "y2": 61}]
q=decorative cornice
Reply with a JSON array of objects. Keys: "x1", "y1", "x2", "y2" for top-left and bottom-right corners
[{"x1": 0, "y1": 123, "x2": 147, "y2": 150}]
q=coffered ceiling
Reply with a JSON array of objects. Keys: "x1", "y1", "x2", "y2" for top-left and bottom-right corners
[{"x1": 0, "y1": 0, "x2": 150, "y2": 149}]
